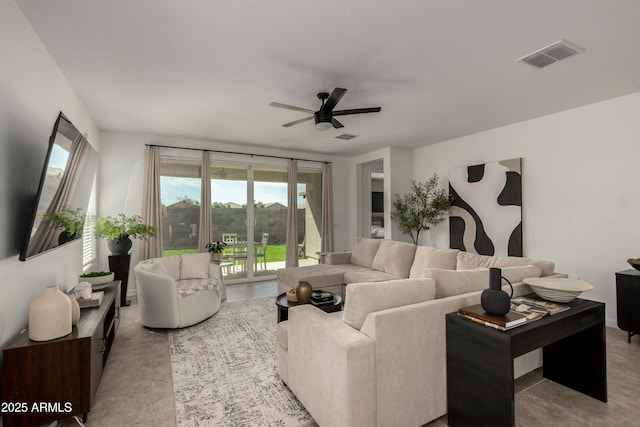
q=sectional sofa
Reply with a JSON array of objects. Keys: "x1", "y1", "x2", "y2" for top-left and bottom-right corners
[{"x1": 276, "y1": 238, "x2": 563, "y2": 427}]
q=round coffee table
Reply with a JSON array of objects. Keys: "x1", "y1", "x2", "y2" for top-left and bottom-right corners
[{"x1": 275, "y1": 291, "x2": 342, "y2": 323}]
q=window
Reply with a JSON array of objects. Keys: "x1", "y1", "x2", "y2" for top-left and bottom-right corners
[
  {"x1": 82, "y1": 175, "x2": 97, "y2": 271},
  {"x1": 160, "y1": 159, "x2": 202, "y2": 257}
]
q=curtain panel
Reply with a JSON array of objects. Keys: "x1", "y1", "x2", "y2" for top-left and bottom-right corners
[
  {"x1": 140, "y1": 146, "x2": 163, "y2": 259},
  {"x1": 198, "y1": 151, "x2": 212, "y2": 252},
  {"x1": 321, "y1": 163, "x2": 334, "y2": 252},
  {"x1": 285, "y1": 159, "x2": 299, "y2": 267}
]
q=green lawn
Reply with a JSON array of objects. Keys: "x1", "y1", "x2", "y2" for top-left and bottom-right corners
[{"x1": 163, "y1": 244, "x2": 287, "y2": 263}]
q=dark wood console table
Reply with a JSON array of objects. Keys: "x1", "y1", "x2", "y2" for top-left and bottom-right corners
[
  {"x1": 615, "y1": 269, "x2": 640, "y2": 342},
  {"x1": 446, "y1": 297, "x2": 606, "y2": 427},
  {"x1": 2, "y1": 282, "x2": 120, "y2": 426}
]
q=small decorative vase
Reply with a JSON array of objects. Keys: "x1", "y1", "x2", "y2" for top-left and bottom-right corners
[
  {"x1": 481, "y1": 268, "x2": 513, "y2": 316},
  {"x1": 108, "y1": 236, "x2": 133, "y2": 256},
  {"x1": 211, "y1": 252, "x2": 221, "y2": 262},
  {"x1": 29, "y1": 286, "x2": 72, "y2": 341},
  {"x1": 67, "y1": 293, "x2": 80, "y2": 325},
  {"x1": 296, "y1": 281, "x2": 313, "y2": 304}
]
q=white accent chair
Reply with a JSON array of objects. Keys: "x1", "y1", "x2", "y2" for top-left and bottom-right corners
[{"x1": 134, "y1": 252, "x2": 226, "y2": 328}]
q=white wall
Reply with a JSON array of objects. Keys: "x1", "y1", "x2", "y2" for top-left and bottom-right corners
[
  {"x1": 411, "y1": 92, "x2": 640, "y2": 325},
  {"x1": 97, "y1": 131, "x2": 353, "y2": 295},
  {"x1": 0, "y1": 0, "x2": 99, "y2": 350}
]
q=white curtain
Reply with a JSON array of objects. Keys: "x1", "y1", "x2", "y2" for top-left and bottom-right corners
[
  {"x1": 285, "y1": 159, "x2": 299, "y2": 267},
  {"x1": 321, "y1": 162, "x2": 334, "y2": 252},
  {"x1": 27, "y1": 133, "x2": 89, "y2": 257},
  {"x1": 198, "y1": 151, "x2": 212, "y2": 252},
  {"x1": 140, "y1": 146, "x2": 163, "y2": 259}
]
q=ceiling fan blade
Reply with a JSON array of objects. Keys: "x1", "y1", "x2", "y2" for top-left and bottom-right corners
[
  {"x1": 282, "y1": 116, "x2": 314, "y2": 127},
  {"x1": 332, "y1": 118, "x2": 344, "y2": 129},
  {"x1": 333, "y1": 107, "x2": 382, "y2": 116},
  {"x1": 269, "y1": 102, "x2": 315, "y2": 114},
  {"x1": 321, "y1": 88, "x2": 347, "y2": 112}
]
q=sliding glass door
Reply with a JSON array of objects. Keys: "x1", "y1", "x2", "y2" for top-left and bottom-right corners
[{"x1": 159, "y1": 152, "x2": 324, "y2": 283}]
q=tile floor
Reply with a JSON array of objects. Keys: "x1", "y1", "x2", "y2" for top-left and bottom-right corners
[{"x1": 56, "y1": 282, "x2": 640, "y2": 427}]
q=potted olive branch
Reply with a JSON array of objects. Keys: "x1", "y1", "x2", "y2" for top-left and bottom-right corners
[
  {"x1": 41, "y1": 206, "x2": 85, "y2": 245},
  {"x1": 94, "y1": 213, "x2": 158, "y2": 255},
  {"x1": 391, "y1": 174, "x2": 453, "y2": 244}
]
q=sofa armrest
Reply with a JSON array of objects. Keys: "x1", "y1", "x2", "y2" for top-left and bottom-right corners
[
  {"x1": 134, "y1": 268, "x2": 181, "y2": 328},
  {"x1": 208, "y1": 263, "x2": 227, "y2": 300},
  {"x1": 288, "y1": 305, "x2": 376, "y2": 427},
  {"x1": 324, "y1": 251, "x2": 352, "y2": 265}
]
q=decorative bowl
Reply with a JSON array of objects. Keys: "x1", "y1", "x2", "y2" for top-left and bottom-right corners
[
  {"x1": 78, "y1": 272, "x2": 115, "y2": 288},
  {"x1": 523, "y1": 277, "x2": 593, "y2": 303},
  {"x1": 627, "y1": 258, "x2": 640, "y2": 271}
]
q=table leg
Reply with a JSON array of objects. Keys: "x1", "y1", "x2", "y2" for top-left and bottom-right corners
[
  {"x1": 543, "y1": 322, "x2": 607, "y2": 402},
  {"x1": 447, "y1": 317, "x2": 515, "y2": 427}
]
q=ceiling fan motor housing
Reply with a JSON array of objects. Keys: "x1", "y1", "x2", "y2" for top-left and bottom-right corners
[{"x1": 314, "y1": 110, "x2": 333, "y2": 130}]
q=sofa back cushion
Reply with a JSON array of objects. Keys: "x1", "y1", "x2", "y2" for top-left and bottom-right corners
[
  {"x1": 180, "y1": 253, "x2": 211, "y2": 280},
  {"x1": 342, "y1": 278, "x2": 436, "y2": 330},
  {"x1": 371, "y1": 240, "x2": 417, "y2": 278},
  {"x1": 350, "y1": 237, "x2": 383, "y2": 268},
  {"x1": 423, "y1": 265, "x2": 542, "y2": 299},
  {"x1": 156, "y1": 255, "x2": 181, "y2": 280},
  {"x1": 409, "y1": 246, "x2": 460, "y2": 278},
  {"x1": 456, "y1": 251, "x2": 555, "y2": 277}
]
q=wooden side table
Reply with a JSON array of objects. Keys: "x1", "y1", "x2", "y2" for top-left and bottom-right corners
[{"x1": 615, "y1": 269, "x2": 640, "y2": 342}]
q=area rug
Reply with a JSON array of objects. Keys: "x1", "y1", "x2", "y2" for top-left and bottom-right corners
[{"x1": 168, "y1": 297, "x2": 316, "y2": 427}]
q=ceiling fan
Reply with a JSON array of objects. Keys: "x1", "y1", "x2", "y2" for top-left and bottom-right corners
[{"x1": 269, "y1": 87, "x2": 381, "y2": 130}]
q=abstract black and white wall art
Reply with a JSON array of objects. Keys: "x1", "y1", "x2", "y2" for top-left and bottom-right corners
[{"x1": 449, "y1": 158, "x2": 522, "y2": 256}]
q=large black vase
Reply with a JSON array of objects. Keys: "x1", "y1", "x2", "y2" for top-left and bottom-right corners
[
  {"x1": 481, "y1": 267, "x2": 513, "y2": 316},
  {"x1": 107, "y1": 236, "x2": 133, "y2": 255},
  {"x1": 58, "y1": 231, "x2": 77, "y2": 245}
]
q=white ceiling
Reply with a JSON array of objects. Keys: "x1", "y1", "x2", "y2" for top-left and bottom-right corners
[{"x1": 16, "y1": 0, "x2": 640, "y2": 156}]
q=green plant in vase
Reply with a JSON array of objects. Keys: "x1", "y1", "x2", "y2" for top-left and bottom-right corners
[
  {"x1": 94, "y1": 213, "x2": 157, "y2": 255},
  {"x1": 391, "y1": 174, "x2": 453, "y2": 244},
  {"x1": 41, "y1": 206, "x2": 85, "y2": 244},
  {"x1": 206, "y1": 241, "x2": 227, "y2": 261}
]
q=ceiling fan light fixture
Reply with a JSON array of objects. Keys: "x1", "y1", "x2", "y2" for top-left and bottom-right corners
[{"x1": 314, "y1": 111, "x2": 333, "y2": 130}]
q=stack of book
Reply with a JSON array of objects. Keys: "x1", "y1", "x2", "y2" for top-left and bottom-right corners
[
  {"x1": 458, "y1": 304, "x2": 527, "y2": 331},
  {"x1": 310, "y1": 290, "x2": 334, "y2": 306}
]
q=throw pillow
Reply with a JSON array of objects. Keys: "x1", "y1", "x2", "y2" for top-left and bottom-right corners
[
  {"x1": 350, "y1": 237, "x2": 383, "y2": 268},
  {"x1": 180, "y1": 253, "x2": 211, "y2": 280},
  {"x1": 139, "y1": 261, "x2": 170, "y2": 277},
  {"x1": 371, "y1": 240, "x2": 417, "y2": 278},
  {"x1": 409, "y1": 246, "x2": 460, "y2": 278},
  {"x1": 342, "y1": 278, "x2": 436, "y2": 330},
  {"x1": 156, "y1": 255, "x2": 181, "y2": 280}
]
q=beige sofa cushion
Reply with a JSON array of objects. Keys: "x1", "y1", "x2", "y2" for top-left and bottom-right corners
[
  {"x1": 456, "y1": 251, "x2": 555, "y2": 277},
  {"x1": 138, "y1": 260, "x2": 170, "y2": 276},
  {"x1": 344, "y1": 270, "x2": 398, "y2": 284},
  {"x1": 409, "y1": 246, "x2": 460, "y2": 278},
  {"x1": 350, "y1": 237, "x2": 383, "y2": 268},
  {"x1": 423, "y1": 265, "x2": 542, "y2": 299},
  {"x1": 156, "y1": 255, "x2": 181, "y2": 280},
  {"x1": 180, "y1": 252, "x2": 211, "y2": 279},
  {"x1": 371, "y1": 240, "x2": 417, "y2": 278},
  {"x1": 342, "y1": 278, "x2": 436, "y2": 330}
]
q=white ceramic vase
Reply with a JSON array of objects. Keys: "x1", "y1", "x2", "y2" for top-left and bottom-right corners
[
  {"x1": 67, "y1": 293, "x2": 80, "y2": 325},
  {"x1": 29, "y1": 286, "x2": 72, "y2": 341}
]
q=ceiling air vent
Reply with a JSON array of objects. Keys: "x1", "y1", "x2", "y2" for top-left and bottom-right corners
[
  {"x1": 335, "y1": 133, "x2": 358, "y2": 140},
  {"x1": 517, "y1": 39, "x2": 584, "y2": 68}
]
